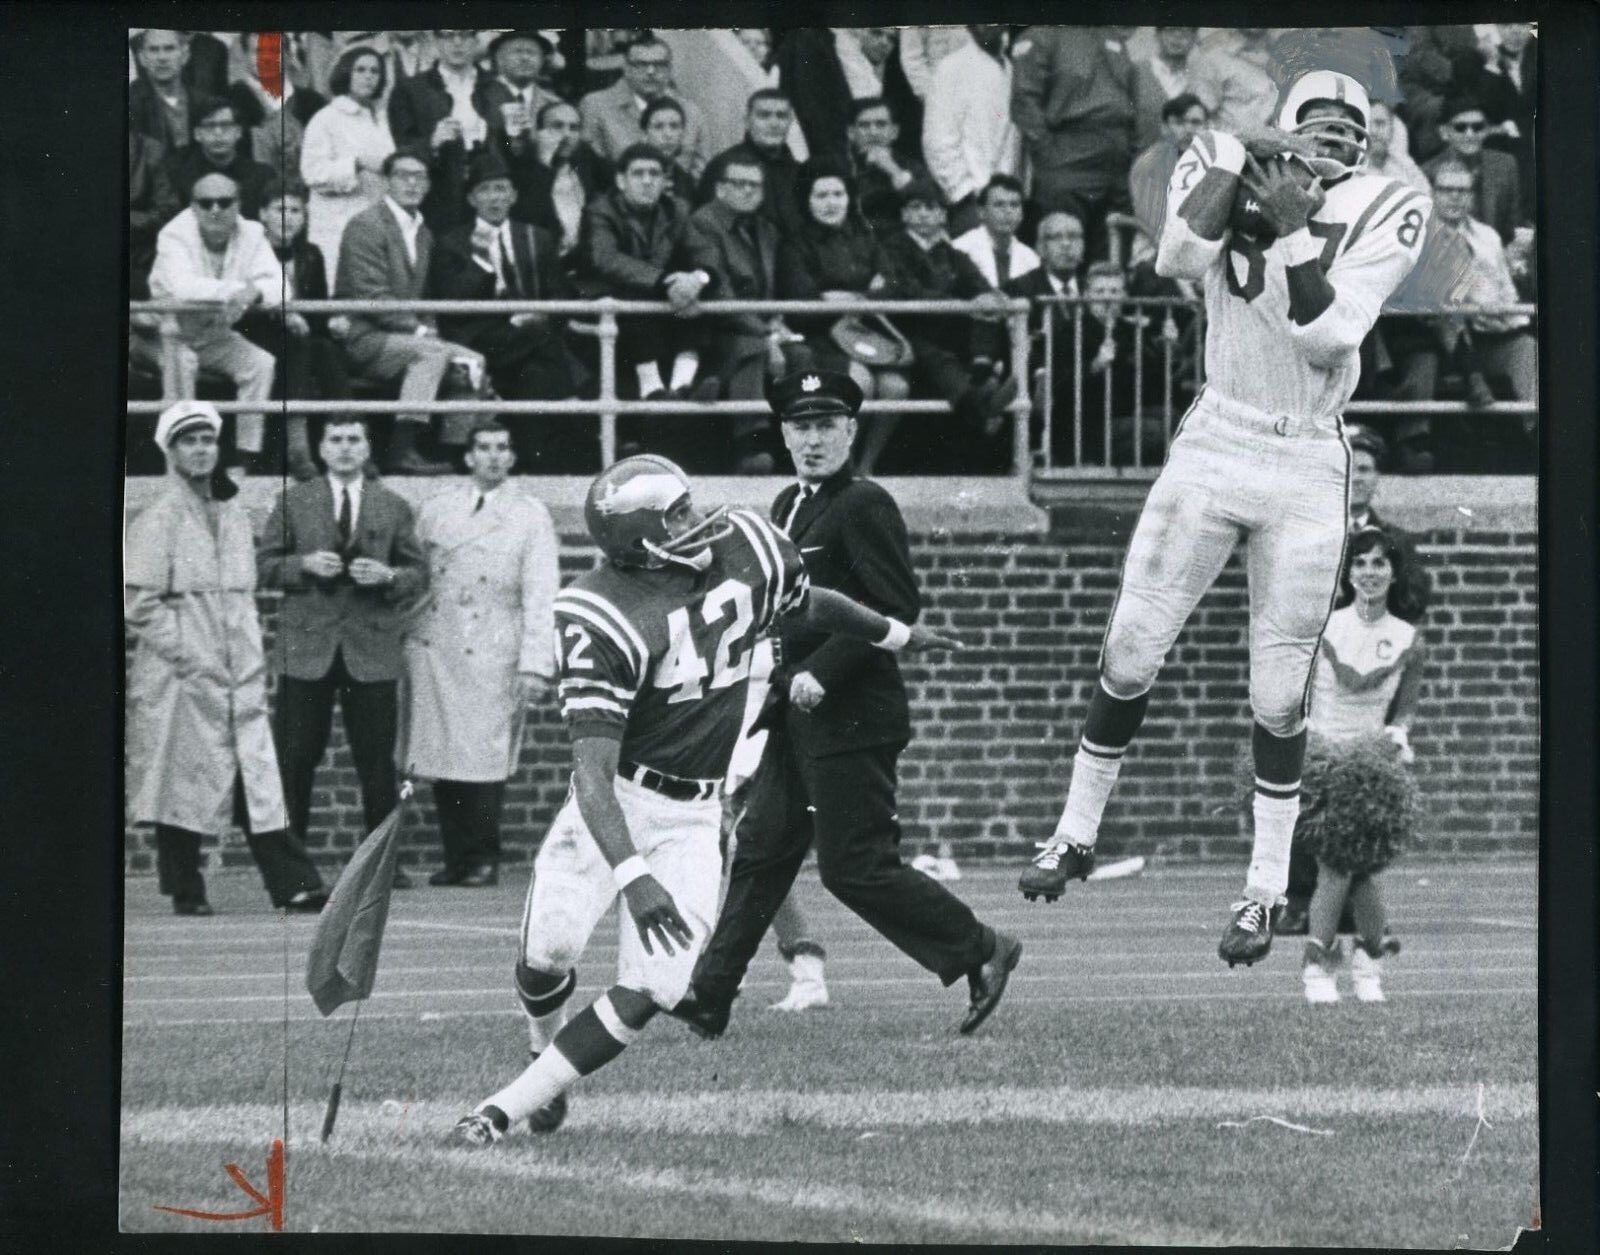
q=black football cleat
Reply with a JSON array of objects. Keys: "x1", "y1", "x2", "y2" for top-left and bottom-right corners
[
  {"x1": 1019, "y1": 837, "x2": 1096, "y2": 902},
  {"x1": 668, "y1": 987, "x2": 733, "y2": 1041},
  {"x1": 960, "y1": 931, "x2": 1023, "y2": 1035},
  {"x1": 1218, "y1": 900, "x2": 1275, "y2": 968},
  {"x1": 448, "y1": 1106, "x2": 507, "y2": 1149}
]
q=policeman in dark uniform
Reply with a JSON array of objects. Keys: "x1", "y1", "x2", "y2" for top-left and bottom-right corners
[{"x1": 673, "y1": 369, "x2": 1023, "y2": 1037}]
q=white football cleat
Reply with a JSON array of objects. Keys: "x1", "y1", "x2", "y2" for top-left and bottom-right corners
[
  {"x1": 1350, "y1": 947, "x2": 1387, "y2": 1003},
  {"x1": 1301, "y1": 941, "x2": 1341, "y2": 1005},
  {"x1": 768, "y1": 953, "x2": 829, "y2": 1012}
]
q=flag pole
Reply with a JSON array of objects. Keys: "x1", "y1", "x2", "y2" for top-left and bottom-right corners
[{"x1": 320, "y1": 999, "x2": 363, "y2": 1143}]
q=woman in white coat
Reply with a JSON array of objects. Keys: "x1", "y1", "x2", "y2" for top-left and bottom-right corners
[
  {"x1": 398, "y1": 422, "x2": 560, "y2": 886},
  {"x1": 299, "y1": 45, "x2": 395, "y2": 274}
]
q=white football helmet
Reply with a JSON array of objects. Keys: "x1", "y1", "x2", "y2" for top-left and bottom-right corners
[{"x1": 1275, "y1": 70, "x2": 1371, "y2": 182}]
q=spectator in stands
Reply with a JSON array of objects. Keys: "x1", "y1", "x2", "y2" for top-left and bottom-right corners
[
  {"x1": 579, "y1": 143, "x2": 713, "y2": 422},
  {"x1": 1478, "y1": 23, "x2": 1536, "y2": 212},
  {"x1": 700, "y1": 90, "x2": 807, "y2": 240},
  {"x1": 130, "y1": 132, "x2": 180, "y2": 298},
  {"x1": 922, "y1": 25, "x2": 1021, "y2": 237},
  {"x1": 953, "y1": 175, "x2": 1039, "y2": 288},
  {"x1": 1128, "y1": 93, "x2": 1210, "y2": 240},
  {"x1": 228, "y1": 33, "x2": 329, "y2": 180},
  {"x1": 641, "y1": 98, "x2": 699, "y2": 203},
  {"x1": 771, "y1": 28, "x2": 859, "y2": 165},
  {"x1": 300, "y1": 46, "x2": 396, "y2": 273},
  {"x1": 896, "y1": 26, "x2": 970, "y2": 104},
  {"x1": 1342, "y1": 428, "x2": 1433, "y2": 619},
  {"x1": 1011, "y1": 26, "x2": 1137, "y2": 266},
  {"x1": 879, "y1": 179, "x2": 1015, "y2": 460},
  {"x1": 430, "y1": 152, "x2": 589, "y2": 470},
  {"x1": 1366, "y1": 100, "x2": 1429, "y2": 193},
  {"x1": 776, "y1": 160, "x2": 909, "y2": 474},
  {"x1": 388, "y1": 29, "x2": 490, "y2": 154},
  {"x1": 846, "y1": 97, "x2": 930, "y2": 238},
  {"x1": 1397, "y1": 25, "x2": 1485, "y2": 163},
  {"x1": 504, "y1": 100, "x2": 609, "y2": 266},
  {"x1": 1074, "y1": 261, "x2": 1166, "y2": 466},
  {"x1": 581, "y1": 34, "x2": 711, "y2": 177},
  {"x1": 483, "y1": 31, "x2": 563, "y2": 150},
  {"x1": 125, "y1": 401, "x2": 328, "y2": 916},
  {"x1": 683, "y1": 155, "x2": 788, "y2": 471},
  {"x1": 1424, "y1": 94, "x2": 1523, "y2": 242},
  {"x1": 130, "y1": 30, "x2": 200, "y2": 154},
  {"x1": 167, "y1": 97, "x2": 277, "y2": 219},
  {"x1": 1187, "y1": 26, "x2": 1280, "y2": 134},
  {"x1": 734, "y1": 28, "x2": 774, "y2": 72},
  {"x1": 148, "y1": 173, "x2": 280, "y2": 473},
  {"x1": 841, "y1": 28, "x2": 898, "y2": 99},
  {"x1": 1131, "y1": 27, "x2": 1199, "y2": 153},
  {"x1": 1429, "y1": 163, "x2": 1536, "y2": 416},
  {"x1": 1006, "y1": 211, "x2": 1087, "y2": 445},
  {"x1": 245, "y1": 180, "x2": 350, "y2": 482},
  {"x1": 335, "y1": 149, "x2": 487, "y2": 476}
]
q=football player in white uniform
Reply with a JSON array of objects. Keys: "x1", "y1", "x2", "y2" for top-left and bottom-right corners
[{"x1": 1018, "y1": 70, "x2": 1431, "y2": 968}]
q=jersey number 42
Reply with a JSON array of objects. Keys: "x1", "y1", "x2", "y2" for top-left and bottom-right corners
[{"x1": 656, "y1": 578, "x2": 757, "y2": 703}]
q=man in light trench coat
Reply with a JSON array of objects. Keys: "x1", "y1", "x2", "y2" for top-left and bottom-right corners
[
  {"x1": 124, "y1": 401, "x2": 329, "y2": 915},
  {"x1": 400, "y1": 419, "x2": 560, "y2": 886}
]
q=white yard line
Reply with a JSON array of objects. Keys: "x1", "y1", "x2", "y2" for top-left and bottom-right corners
[{"x1": 1463, "y1": 918, "x2": 1539, "y2": 931}]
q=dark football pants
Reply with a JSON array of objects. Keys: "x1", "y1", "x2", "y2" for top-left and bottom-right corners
[{"x1": 693, "y1": 712, "x2": 993, "y2": 1005}]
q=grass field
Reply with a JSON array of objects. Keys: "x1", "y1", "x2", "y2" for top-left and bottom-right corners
[{"x1": 120, "y1": 860, "x2": 1538, "y2": 1246}]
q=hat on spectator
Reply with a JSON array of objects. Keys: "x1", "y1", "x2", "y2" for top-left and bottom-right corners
[
  {"x1": 155, "y1": 400, "x2": 223, "y2": 449},
  {"x1": 488, "y1": 29, "x2": 554, "y2": 57},
  {"x1": 1347, "y1": 425, "x2": 1388, "y2": 462},
  {"x1": 768, "y1": 368, "x2": 865, "y2": 423},
  {"x1": 465, "y1": 150, "x2": 514, "y2": 192},
  {"x1": 898, "y1": 176, "x2": 945, "y2": 208}
]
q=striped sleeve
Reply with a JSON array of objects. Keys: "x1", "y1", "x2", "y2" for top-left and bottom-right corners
[
  {"x1": 553, "y1": 588, "x2": 649, "y2": 739},
  {"x1": 1156, "y1": 129, "x2": 1246, "y2": 282},
  {"x1": 726, "y1": 509, "x2": 810, "y2": 632}
]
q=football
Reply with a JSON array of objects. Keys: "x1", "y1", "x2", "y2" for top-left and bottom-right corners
[{"x1": 1229, "y1": 154, "x2": 1319, "y2": 241}]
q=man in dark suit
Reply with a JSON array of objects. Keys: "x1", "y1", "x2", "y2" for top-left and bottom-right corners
[
  {"x1": 258, "y1": 418, "x2": 428, "y2": 885},
  {"x1": 673, "y1": 370, "x2": 1023, "y2": 1039},
  {"x1": 387, "y1": 29, "x2": 492, "y2": 232},
  {"x1": 336, "y1": 149, "x2": 486, "y2": 474},
  {"x1": 698, "y1": 90, "x2": 807, "y2": 240},
  {"x1": 430, "y1": 152, "x2": 588, "y2": 470},
  {"x1": 682, "y1": 155, "x2": 788, "y2": 470},
  {"x1": 1422, "y1": 93, "x2": 1523, "y2": 242}
]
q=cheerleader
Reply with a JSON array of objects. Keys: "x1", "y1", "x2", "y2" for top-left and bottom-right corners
[{"x1": 1298, "y1": 527, "x2": 1427, "y2": 1004}]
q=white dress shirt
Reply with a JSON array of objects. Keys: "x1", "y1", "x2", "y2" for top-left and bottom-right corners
[
  {"x1": 329, "y1": 473, "x2": 364, "y2": 532},
  {"x1": 438, "y1": 64, "x2": 488, "y2": 146},
  {"x1": 953, "y1": 226, "x2": 1040, "y2": 286},
  {"x1": 385, "y1": 196, "x2": 424, "y2": 266}
]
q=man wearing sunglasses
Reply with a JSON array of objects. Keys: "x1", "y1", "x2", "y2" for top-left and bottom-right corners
[
  {"x1": 1422, "y1": 92, "x2": 1522, "y2": 243},
  {"x1": 148, "y1": 172, "x2": 281, "y2": 474}
]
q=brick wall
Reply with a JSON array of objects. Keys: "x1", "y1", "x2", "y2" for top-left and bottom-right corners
[{"x1": 122, "y1": 481, "x2": 1538, "y2": 874}]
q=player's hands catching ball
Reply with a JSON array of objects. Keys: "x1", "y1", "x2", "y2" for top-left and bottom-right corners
[
  {"x1": 623, "y1": 875, "x2": 694, "y2": 956},
  {"x1": 1241, "y1": 153, "x2": 1325, "y2": 237},
  {"x1": 1231, "y1": 123, "x2": 1321, "y2": 163}
]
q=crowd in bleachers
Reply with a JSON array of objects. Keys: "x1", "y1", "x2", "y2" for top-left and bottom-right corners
[{"x1": 128, "y1": 25, "x2": 1538, "y2": 478}]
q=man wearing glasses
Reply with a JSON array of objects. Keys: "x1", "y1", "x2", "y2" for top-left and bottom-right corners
[
  {"x1": 148, "y1": 172, "x2": 281, "y2": 474},
  {"x1": 1422, "y1": 92, "x2": 1522, "y2": 243},
  {"x1": 167, "y1": 96, "x2": 277, "y2": 219},
  {"x1": 580, "y1": 34, "x2": 711, "y2": 177}
]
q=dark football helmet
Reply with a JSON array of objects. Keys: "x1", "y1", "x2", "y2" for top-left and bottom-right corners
[{"x1": 584, "y1": 454, "x2": 731, "y2": 572}]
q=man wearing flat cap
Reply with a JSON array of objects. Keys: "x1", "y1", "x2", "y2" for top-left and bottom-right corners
[
  {"x1": 125, "y1": 402, "x2": 328, "y2": 916},
  {"x1": 431, "y1": 150, "x2": 587, "y2": 468},
  {"x1": 675, "y1": 369, "x2": 1025, "y2": 1039}
]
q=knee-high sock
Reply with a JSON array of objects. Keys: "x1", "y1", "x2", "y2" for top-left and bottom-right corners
[
  {"x1": 515, "y1": 962, "x2": 575, "y2": 1055},
  {"x1": 481, "y1": 988, "x2": 646, "y2": 1127},
  {"x1": 1246, "y1": 722, "x2": 1307, "y2": 903},
  {"x1": 1053, "y1": 681, "x2": 1150, "y2": 847}
]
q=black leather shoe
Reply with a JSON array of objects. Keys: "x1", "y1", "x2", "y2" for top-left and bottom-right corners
[
  {"x1": 960, "y1": 931, "x2": 1023, "y2": 1035},
  {"x1": 459, "y1": 863, "x2": 499, "y2": 888},
  {"x1": 429, "y1": 866, "x2": 463, "y2": 887},
  {"x1": 1275, "y1": 903, "x2": 1310, "y2": 936},
  {"x1": 174, "y1": 899, "x2": 214, "y2": 917},
  {"x1": 392, "y1": 867, "x2": 414, "y2": 890},
  {"x1": 668, "y1": 987, "x2": 733, "y2": 1040},
  {"x1": 285, "y1": 890, "x2": 329, "y2": 914}
]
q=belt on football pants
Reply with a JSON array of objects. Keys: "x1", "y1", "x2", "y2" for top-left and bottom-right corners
[{"x1": 620, "y1": 760, "x2": 720, "y2": 802}]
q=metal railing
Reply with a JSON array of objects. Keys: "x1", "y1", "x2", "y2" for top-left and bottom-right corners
[
  {"x1": 1032, "y1": 297, "x2": 1538, "y2": 477},
  {"x1": 130, "y1": 297, "x2": 1034, "y2": 474}
]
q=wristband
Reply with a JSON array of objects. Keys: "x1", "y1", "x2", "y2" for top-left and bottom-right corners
[
  {"x1": 874, "y1": 619, "x2": 913, "y2": 651},
  {"x1": 1279, "y1": 228, "x2": 1323, "y2": 266},
  {"x1": 612, "y1": 855, "x2": 651, "y2": 891}
]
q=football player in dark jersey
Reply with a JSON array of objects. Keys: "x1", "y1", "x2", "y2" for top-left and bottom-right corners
[{"x1": 451, "y1": 453, "x2": 957, "y2": 1147}]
